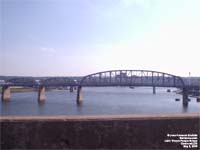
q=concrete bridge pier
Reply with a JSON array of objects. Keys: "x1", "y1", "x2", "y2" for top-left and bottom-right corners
[
  {"x1": 38, "y1": 86, "x2": 46, "y2": 102},
  {"x1": 76, "y1": 86, "x2": 83, "y2": 105},
  {"x1": 70, "y1": 86, "x2": 73, "y2": 92},
  {"x1": 182, "y1": 88, "x2": 188, "y2": 106},
  {"x1": 153, "y1": 86, "x2": 156, "y2": 94},
  {"x1": 1, "y1": 85, "x2": 11, "y2": 101}
]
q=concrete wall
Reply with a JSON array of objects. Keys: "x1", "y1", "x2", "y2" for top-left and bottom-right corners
[{"x1": 1, "y1": 114, "x2": 199, "y2": 149}]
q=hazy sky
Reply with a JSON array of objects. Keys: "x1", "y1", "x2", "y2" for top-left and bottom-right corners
[{"x1": 1, "y1": 0, "x2": 200, "y2": 77}]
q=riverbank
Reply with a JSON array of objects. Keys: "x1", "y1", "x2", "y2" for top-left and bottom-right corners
[{"x1": 1, "y1": 113, "x2": 199, "y2": 149}]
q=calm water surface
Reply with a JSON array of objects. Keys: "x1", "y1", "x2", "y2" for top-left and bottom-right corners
[{"x1": 1, "y1": 87, "x2": 200, "y2": 116}]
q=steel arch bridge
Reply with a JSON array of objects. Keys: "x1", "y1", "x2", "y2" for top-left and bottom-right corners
[
  {"x1": 40, "y1": 77, "x2": 77, "y2": 87},
  {"x1": 79, "y1": 70, "x2": 185, "y2": 88}
]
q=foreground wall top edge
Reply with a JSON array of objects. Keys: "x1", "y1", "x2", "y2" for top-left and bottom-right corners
[{"x1": 1, "y1": 113, "x2": 199, "y2": 122}]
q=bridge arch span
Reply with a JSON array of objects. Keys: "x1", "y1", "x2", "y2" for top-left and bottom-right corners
[
  {"x1": 80, "y1": 70, "x2": 185, "y2": 88},
  {"x1": 76, "y1": 70, "x2": 188, "y2": 105}
]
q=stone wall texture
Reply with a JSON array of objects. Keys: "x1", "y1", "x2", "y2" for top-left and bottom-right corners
[{"x1": 1, "y1": 114, "x2": 199, "y2": 149}]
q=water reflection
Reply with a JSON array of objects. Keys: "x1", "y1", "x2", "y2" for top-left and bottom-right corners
[{"x1": 182, "y1": 104, "x2": 188, "y2": 113}]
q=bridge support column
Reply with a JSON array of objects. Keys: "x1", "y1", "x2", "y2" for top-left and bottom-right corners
[
  {"x1": 182, "y1": 88, "x2": 188, "y2": 106},
  {"x1": 1, "y1": 86, "x2": 11, "y2": 101},
  {"x1": 70, "y1": 86, "x2": 73, "y2": 92},
  {"x1": 38, "y1": 86, "x2": 46, "y2": 102},
  {"x1": 153, "y1": 86, "x2": 156, "y2": 94},
  {"x1": 76, "y1": 86, "x2": 83, "y2": 105}
]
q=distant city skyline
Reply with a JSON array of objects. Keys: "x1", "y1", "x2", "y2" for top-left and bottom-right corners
[{"x1": 1, "y1": 0, "x2": 200, "y2": 77}]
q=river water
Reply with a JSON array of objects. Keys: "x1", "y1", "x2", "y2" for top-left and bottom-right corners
[{"x1": 0, "y1": 87, "x2": 200, "y2": 116}]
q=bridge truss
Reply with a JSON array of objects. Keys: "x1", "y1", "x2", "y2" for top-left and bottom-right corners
[
  {"x1": 80, "y1": 70, "x2": 185, "y2": 88},
  {"x1": 40, "y1": 77, "x2": 77, "y2": 87},
  {"x1": 6, "y1": 77, "x2": 38, "y2": 87}
]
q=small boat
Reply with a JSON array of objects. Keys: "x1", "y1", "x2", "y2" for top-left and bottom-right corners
[
  {"x1": 129, "y1": 86, "x2": 134, "y2": 89},
  {"x1": 167, "y1": 89, "x2": 171, "y2": 92}
]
